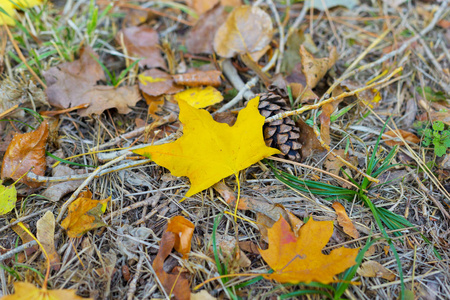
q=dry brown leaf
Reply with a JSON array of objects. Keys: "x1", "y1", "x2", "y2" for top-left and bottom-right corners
[
  {"x1": 207, "y1": 234, "x2": 251, "y2": 268},
  {"x1": 11, "y1": 222, "x2": 39, "y2": 262},
  {"x1": 300, "y1": 45, "x2": 338, "y2": 88},
  {"x1": 138, "y1": 69, "x2": 184, "y2": 97},
  {"x1": 357, "y1": 260, "x2": 396, "y2": 281},
  {"x1": 238, "y1": 241, "x2": 260, "y2": 254},
  {"x1": 36, "y1": 211, "x2": 61, "y2": 271},
  {"x1": 185, "y1": 0, "x2": 241, "y2": 15},
  {"x1": 172, "y1": 70, "x2": 221, "y2": 87},
  {"x1": 153, "y1": 232, "x2": 191, "y2": 300},
  {"x1": 296, "y1": 118, "x2": 325, "y2": 159},
  {"x1": 290, "y1": 83, "x2": 318, "y2": 103},
  {"x1": 190, "y1": 290, "x2": 217, "y2": 300},
  {"x1": 1, "y1": 121, "x2": 48, "y2": 187},
  {"x1": 213, "y1": 6, "x2": 273, "y2": 58},
  {"x1": 382, "y1": 129, "x2": 421, "y2": 146},
  {"x1": 116, "y1": 26, "x2": 166, "y2": 70},
  {"x1": 185, "y1": 4, "x2": 229, "y2": 54},
  {"x1": 41, "y1": 165, "x2": 85, "y2": 201},
  {"x1": 166, "y1": 216, "x2": 195, "y2": 259},
  {"x1": 332, "y1": 202, "x2": 359, "y2": 239},
  {"x1": 44, "y1": 47, "x2": 142, "y2": 116}
]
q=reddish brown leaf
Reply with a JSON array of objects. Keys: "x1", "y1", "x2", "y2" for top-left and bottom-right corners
[
  {"x1": 300, "y1": 45, "x2": 338, "y2": 88},
  {"x1": 1, "y1": 121, "x2": 48, "y2": 187},
  {"x1": 138, "y1": 69, "x2": 184, "y2": 97},
  {"x1": 166, "y1": 216, "x2": 195, "y2": 259},
  {"x1": 44, "y1": 47, "x2": 142, "y2": 116},
  {"x1": 185, "y1": 4, "x2": 229, "y2": 54},
  {"x1": 172, "y1": 70, "x2": 221, "y2": 87},
  {"x1": 153, "y1": 232, "x2": 191, "y2": 300},
  {"x1": 332, "y1": 202, "x2": 359, "y2": 239},
  {"x1": 213, "y1": 6, "x2": 273, "y2": 58},
  {"x1": 318, "y1": 103, "x2": 334, "y2": 146},
  {"x1": 116, "y1": 26, "x2": 166, "y2": 70},
  {"x1": 382, "y1": 129, "x2": 421, "y2": 146}
]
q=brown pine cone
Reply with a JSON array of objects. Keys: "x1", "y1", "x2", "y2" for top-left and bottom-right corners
[{"x1": 258, "y1": 92, "x2": 302, "y2": 161}]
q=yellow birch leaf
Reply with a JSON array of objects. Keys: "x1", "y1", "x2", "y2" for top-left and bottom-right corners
[
  {"x1": 133, "y1": 97, "x2": 279, "y2": 197},
  {"x1": 13, "y1": 0, "x2": 42, "y2": 8},
  {"x1": 0, "y1": 180, "x2": 17, "y2": 215},
  {"x1": 174, "y1": 86, "x2": 224, "y2": 108},
  {"x1": 0, "y1": 1, "x2": 16, "y2": 26},
  {"x1": 0, "y1": 282, "x2": 90, "y2": 300}
]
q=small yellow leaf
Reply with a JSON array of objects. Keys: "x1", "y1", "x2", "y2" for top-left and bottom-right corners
[
  {"x1": 133, "y1": 97, "x2": 279, "y2": 197},
  {"x1": 0, "y1": 180, "x2": 17, "y2": 215},
  {"x1": 0, "y1": 282, "x2": 90, "y2": 300},
  {"x1": 174, "y1": 86, "x2": 223, "y2": 108},
  {"x1": 138, "y1": 73, "x2": 167, "y2": 85},
  {"x1": 60, "y1": 193, "x2": 110, "y2": 238},
  {"x1": 0, "y1": 1, "x2": 16, "y2": 27}
]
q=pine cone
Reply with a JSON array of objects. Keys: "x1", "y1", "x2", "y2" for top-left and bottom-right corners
[{"x1": 258, "y1": 92, "x2": 302, "y2": 161}]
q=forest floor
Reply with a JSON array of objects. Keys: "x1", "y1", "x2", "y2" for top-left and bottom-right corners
[{"x1": 1, "y1": 0, "x2": 450, "y2": 299}]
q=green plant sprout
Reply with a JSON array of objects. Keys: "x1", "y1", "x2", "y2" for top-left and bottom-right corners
[{"x1": 414, "y1": 120, "x2": 450, "y2": 157}]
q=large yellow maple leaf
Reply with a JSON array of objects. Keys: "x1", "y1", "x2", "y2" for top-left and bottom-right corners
[
  {"x1": 0, "y1": 282, "x2": 90, "y2": 300},
  {"x1": 0, "y1": 0, "x2": 42, "y2": 26},
  {"x1": 133, "y1": 97, "x2": 280, "y2": 197},
  {"x1": 260, "y1": 216, "x2": 359, "y2": 284}
]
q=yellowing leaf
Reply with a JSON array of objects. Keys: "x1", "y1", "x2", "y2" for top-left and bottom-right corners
[
  {"x1": 214, "y1": 6, "x2": 273, "y2": 58},
  {"x1": 0, "y1": 282, "x2": 90, "y2": 300},
  {"x1": 260, "y1": 216, "x2": 359, "y2": 284},
  {"x1": 60, "y1": 192, "x2": 110, "y2": 238},
  {"x1": 0, "y1": 180, "x2": 17, "y2": 215},
  {"x1": 0, "y1": 1, "x2": 16, "y2": 25},
  {"x1": 174, "y1": 86, "x2": 223, "y2": 108},
  {"x1": 138, "y1": 74, "x2": 167, "y2": 84},
  {"x1": 133, "y1": 97, "x2": 279, "y2": 197}
]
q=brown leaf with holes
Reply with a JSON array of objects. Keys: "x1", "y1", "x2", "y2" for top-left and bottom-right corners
[
  {"x1": 1, "y1": 121, "x2": 48, "y2": 187},
  {"x1": 213, "y1": 6, "x2": 273, "y2": 58},
  {"x1": 166, "y1": 216, "x2": 195, "y2": 259},
  {"x1": 357, "y1": 260, "x2": 396, "y2": 281},
  {"x1": 138, "y1": 69, "x2": 184, "y2": 97},
  {"x1": 185, "y1": 4, "x2": 229, "y2": 54},
  {"x1": 37, "y1": 211, "x2": 61, "y2": 271},
  {"x1": 116, "y1": 26, "x2": 166, "y2": 70},
  {"x1": 382, "y1": 129, "x2": 420, "y2": 146},
  {"x1": 172, "y1": 70, "x2": 221, "y2": 87},
  {"x1": 44, "y1": 47, "x2": 142, "y2": 116},
  {"x1": 332, "y1": 202, "x2": 359, "y2": 239},
  {"x1": 153, "y1": 232, "x2": 191, "y2": 300},
  {"x1": 300, "y1": 45, "x2": 338, "y2": 88}
]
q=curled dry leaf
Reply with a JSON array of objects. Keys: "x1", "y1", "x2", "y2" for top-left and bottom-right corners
[
  {"x1": 332, "y1": 202, "x2": 359, "y2": 239},
  {"x1": 0, "y1": 282, "x2": 91, "y2": 300},
  {"x1": 174, "y1": 86, "x2": 224, "y2": 108},
  {"x1": 260, "y1": 216, "x2": 359, "y2": 284},
  {"x1": 382, "y1": 129, "x2": 420, "y2": 146},
  {"x1": 0, "y1": 180, "x2": 17, "y2": 215},
  {"x1": 60, "y1": 192, "x2": 110, "y2": 238},
  {"x1": 185, "y1": 4, "x2": 229, "y2": 54},
  {"x1": 172, "y1": 70, "x2": 222, "y2": 87},
  {"x1": 299, "y1": 45, "x2": 338, "y2": 89},
  {"x1": 44, "y1": 46, "x2": 141, "y2": 116},
  {"x1": 153, "y1": 232, "x2": 190, "y2": 300},
  {"x1": 133, "y1": 97, "x2": 279, "y2": 197},
  {"x1": 1, "y1": 120, "x2": 48, "y2": 187},
  {"x1": 166, "y1": 216, "x2": 195, "y2": 259},
  {"x1": 138, "y1": 69, "x2": 184, "y2": 97},
  {"x1": 36, "y1": 211, "x2": 61, "y2": 271},
  {"x1": 213, "y1": 6, "x2": 273, "y2": 58},
  {"x1": 357, "y1": 260, "x2": 396, "y2": 281},
  {"x1": 116, "y1": 26, "x2": 166, "y2": 70}
]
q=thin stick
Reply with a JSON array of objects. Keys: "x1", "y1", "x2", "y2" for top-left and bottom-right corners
[
  {"x1": 0, "y1": 241, "x2": 38, "y2": 262},
  {"x1": 0, "y1": 104, "x2": 19, "y2": 119},
  {"x1": 55, "y1": 154, "x2": 128, "y2": 223},
  {"x1": 126, "y1": 253, "x2": 145, "y2": 300}
]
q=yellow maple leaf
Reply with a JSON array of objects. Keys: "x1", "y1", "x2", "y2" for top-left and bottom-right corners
[
  {"x1": 0, "y1": 282, "x2": 90, "y2": 300},
  {"x1": 174, "y1": 86, "x2": 223, "y2": 108},
  {"x1": 260, "y1": 216, "x2": 359, "y2": 284},
  {"x1": 60, "y1": 191, "x2": 110, "y2": 238},
  {"x1": 0, "y1": 0, "x2": 42, "y2": 26},
  {"x1": 133, "y1": 97, "x2": 280, "y2": 197}
]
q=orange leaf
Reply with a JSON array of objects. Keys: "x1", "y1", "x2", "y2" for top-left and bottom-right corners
[
  {"x1": 0, "y1": 282, "x2": 90, "y2": 300},
  {"x1": 1, "y1": 121, "x2": 48, "y2": 187},
  {"x1": 166, "y1": 216, "x2": 195, "y2": 259},
  {"x1": 60, "y1": 192, "x2": 110, "y2": 238},
  {"x1": 332, "y1": 202, "x2": 359, "y2": 239},
  {"x1": 213, "y1": 6, "x2": 273, "y2": 58},
  {"x1": 382, "y1": 129, "x2": 420, "y2": 146},
  {"x1": 259, "y1": 216, "x2": 359, "y2": 284},
  {"x1": 153, "y1": 232, "x2": 190, "y2": 300},
  {"x1": 299, "y1": 45, "x2": 338, "y2": 88}
]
